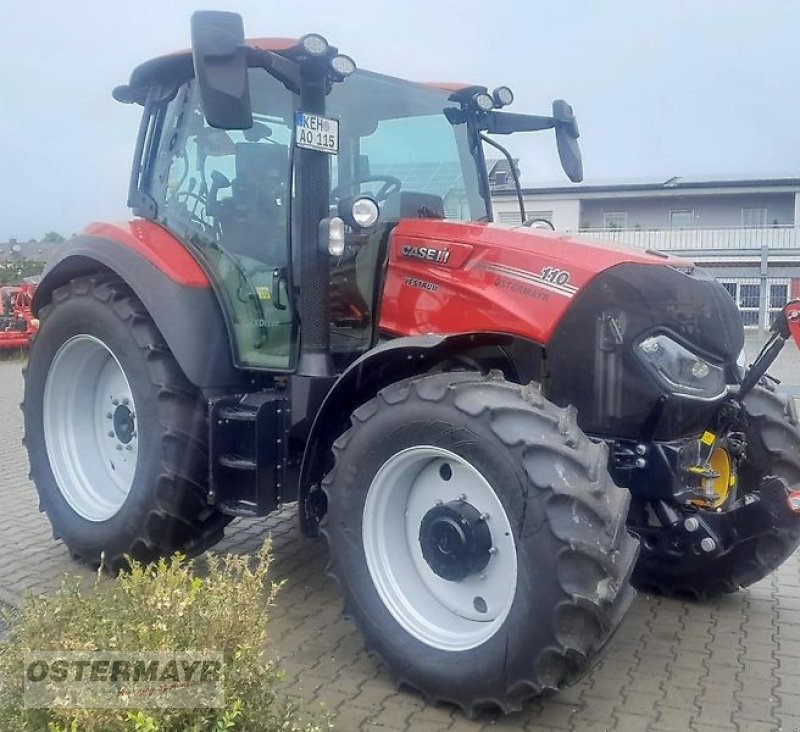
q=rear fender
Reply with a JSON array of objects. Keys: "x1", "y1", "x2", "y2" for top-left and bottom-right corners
[
  {"x1": 298, "y1": 332, "x2": 518, "y2": 534},
  {"x1": 33, "y1": 233, "x2": 244, "y2": 389}
]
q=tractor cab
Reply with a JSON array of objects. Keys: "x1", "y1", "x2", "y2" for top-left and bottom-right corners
[{"x1": 114, "y1": 18, "x2": 581, "y2": 375}]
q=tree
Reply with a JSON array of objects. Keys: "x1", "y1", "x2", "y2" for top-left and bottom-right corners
[{"x1": 41, "y1": 232, "x2": 65, "y2": 244}]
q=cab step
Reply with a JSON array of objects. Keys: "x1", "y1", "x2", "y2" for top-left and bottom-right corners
[{"x1": 209, "y1": 391, "x2": 291, "y2": 517}]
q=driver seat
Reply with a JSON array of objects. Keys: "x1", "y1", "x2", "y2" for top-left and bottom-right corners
[{"x1": 215, "y1": 142, "x2": 289, "y2": 262}]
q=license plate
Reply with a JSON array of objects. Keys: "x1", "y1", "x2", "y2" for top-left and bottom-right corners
[{"x1": 294, "y1": 111, "x2": 339, "y2": 154}]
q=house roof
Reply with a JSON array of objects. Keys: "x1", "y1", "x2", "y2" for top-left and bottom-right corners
[{"x1": 494, "y1": 176, "x2": 800, "y2": 198}]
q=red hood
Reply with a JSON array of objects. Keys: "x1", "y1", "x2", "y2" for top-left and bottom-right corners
[
  {"x1": 378, "y1": 219, "x2": 694, "y2": 344},
  {"x1": 394, "y1": 219, "x2": 693, "y2": 275}
]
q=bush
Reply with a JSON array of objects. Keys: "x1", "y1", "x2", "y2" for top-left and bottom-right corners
[{"x1": 0, "y1": 541, "x2": 328, "y2": 732}]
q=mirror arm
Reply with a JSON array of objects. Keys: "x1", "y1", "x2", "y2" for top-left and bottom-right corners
[
  {"x1": 247, "y1": 47, "x2": 302, "y2": 94},
  {"x1": 480, "y1": 132, "x2": 525, "y2": 225},
  {"x1": 482, "y1": 111, "x2": 555, "y2": 135}
]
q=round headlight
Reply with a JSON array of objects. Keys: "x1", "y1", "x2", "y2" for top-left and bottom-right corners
[
  {"x1": 691, "y1": 360, "x2": 710, "y2": 379},
  {"x1": 330, "y1": 54, "x2": 356, "y2": 78},
  {"x1": 473, "y1": 92, "x2": 494, "y2": 112},
  {"x1": 300, "y1": 33, "x2": 329, "y2": 57},
  {"x1": 351, "y1": 197, "x2": 380, "y2": 228},
  {"x1": 493, "y1": 86, "x2": 514, "y2": 107}
]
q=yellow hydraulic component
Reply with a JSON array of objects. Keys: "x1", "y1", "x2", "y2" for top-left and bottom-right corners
[{"x1": 690, "y1": 446, "x2": 735, "y2": 509}]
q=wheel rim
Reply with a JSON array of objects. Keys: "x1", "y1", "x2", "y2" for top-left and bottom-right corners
[
  {"x1": 43, "y1": 334, "x2": 138, "y2": 522},
  {"x1": 362, "y1": 446, "x2": 517, "y2": 651}
]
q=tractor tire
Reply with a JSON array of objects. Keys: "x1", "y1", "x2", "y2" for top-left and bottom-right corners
[
  {"x1": 23, "y1": 274, "x2": 230, "y2": 569},
  {"x1": 632, "y1": 381, "x2": 800, "y2": 599},
  {"x1": 322, "y1": 371, "x2": 638, "y2": 716}
]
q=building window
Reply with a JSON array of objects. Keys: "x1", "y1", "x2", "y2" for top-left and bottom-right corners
[
  {"x1": 742, "y1": 207, "x2": 768, "y2": 227},
  {"x1": 526, "y1": 210, "x2": 553, "y2": 224},
  {"x1": 719, "y1": 278, "x2": 790, "y2": 329},
  {"x1": 497, "y1": 210, "x2": 553, "y2": 225},
  {"x1": 603, "y1": 212, "x2": 627, "y2": 229},
  {"x1": 769, "y1": 282, "x2": 789, "y2": 326},
  {"x1": 719, "y1": 279, "x2": 760, "y2": 328},
  {"x1": 669, "y1": 210, "x2": 695, "y2": 228}
]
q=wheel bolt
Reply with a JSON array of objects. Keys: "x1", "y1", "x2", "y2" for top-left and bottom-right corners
[
  {"x1": 107, "y1": 431, "x2": 114, "y2": 438},
  {"x1": 700, "y1": 537, "x2": 716, "y2": 553},
  {"x1": 480, "y1": 512, "x2": 490, "y2": 521},
  {"x1": 488, "y1": 546, "x2": 498, "y2": 555},
  {"x1": 125, "y1": 445, "x2": 133, "y2": 451},
  {"x1": 435, "y1": 499, "x2": 443, "y2": 506},
  {"x1": 458, "y1": 494, "x2": 467, "y2": 502},
  {"x1": 479, "y1": 573, "x2": 486, "y2": 580},
  {"x1": 111, "y1": 398, "x2": 119, "y2": 406},
  {"x1": 684, "y1": 517, "x2": 700, "y2": 532},
  {"x1": 106, "y1": 412, "x2": 113, "y2": 419},
  {"x1": 122, "y1": 398, "x2": 130, "y2": 406},
  {"x1": 116, "y1": 445, "x2": 123, "y2": 451}
]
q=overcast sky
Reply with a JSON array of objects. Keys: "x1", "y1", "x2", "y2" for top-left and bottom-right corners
[{"x1": 1, "y1": 0, "x2": 798, "y2": 240}]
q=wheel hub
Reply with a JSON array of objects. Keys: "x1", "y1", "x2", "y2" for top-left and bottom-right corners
[
  {"x1": 112, "y1": 404, "x2": 135, "y2": 444},
  {"x1": 419, "y1": 501, "x2": 491, "y2": 581}
]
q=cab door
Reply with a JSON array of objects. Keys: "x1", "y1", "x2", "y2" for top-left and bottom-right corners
[{"x1": 149, "y1": 70, "x2": 296, "y2": 371}]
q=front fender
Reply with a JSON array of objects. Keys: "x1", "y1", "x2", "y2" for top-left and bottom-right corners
[
  {"x1": 298, "y1": 332, "x2": 515, "y2": 534},
  {"x1": 34, "y1": 233, "x2": 243, "y2": 389}
]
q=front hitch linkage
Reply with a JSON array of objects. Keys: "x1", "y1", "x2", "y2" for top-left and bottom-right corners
[{"x1": 736, "y1": 299, "x2": 800, "y2": 402}]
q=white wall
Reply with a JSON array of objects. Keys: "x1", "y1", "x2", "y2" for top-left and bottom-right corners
[{"x1": 492, "y1": 196, "x2": 580, "y2": 230}]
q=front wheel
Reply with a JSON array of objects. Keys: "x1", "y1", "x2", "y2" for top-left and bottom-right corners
[
  {"x1": 631, "y1": 381, "x2": 800, "y2": 598},
  {"x1": 323, "y1": 372, "x2": 638, "y2": 715}
]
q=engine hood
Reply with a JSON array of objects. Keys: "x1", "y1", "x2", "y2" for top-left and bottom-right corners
[
  {"x1": 393, "y1": 219, "x2": 694, "y2": 273},
  {"x1": 379, "y1": 219, "x2": 696, "y2": 344}
]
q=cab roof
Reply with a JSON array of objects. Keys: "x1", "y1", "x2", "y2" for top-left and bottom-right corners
[{"x1": 115, "y1": 37, "x2": 476, "y2": 104}]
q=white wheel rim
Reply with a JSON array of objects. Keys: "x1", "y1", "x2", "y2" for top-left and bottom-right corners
[
  {"x1": 43, "y1": 334, "x2": 138, "y2": 522},
  {"x1": 362, "y1": 446, "x2": 517, "y2": 652}
]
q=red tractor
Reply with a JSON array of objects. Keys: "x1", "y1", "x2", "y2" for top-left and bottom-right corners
[
  {"x1": 22, "y1": 11, "x2": 800, "y2": 714},
  {"x1": 0, "y1": 282, "x2": 37, "y2": 350}
]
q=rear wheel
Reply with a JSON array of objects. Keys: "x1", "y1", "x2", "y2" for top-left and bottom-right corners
[
  {"x1": 631, "y1": 382, "x2": 800, "y2": 598},
  {"x1": 323, "y1": 371, "x2": 638, "y2": 715},
  {"x1": 23, "y1": 275, "x2": 230, "y2": 568}
]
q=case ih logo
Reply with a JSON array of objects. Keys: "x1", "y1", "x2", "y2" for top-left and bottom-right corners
[{"x1": 401, "y1": 245, "x2": 451, "y2": 264}]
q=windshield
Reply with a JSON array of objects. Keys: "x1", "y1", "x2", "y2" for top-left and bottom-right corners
[{"x1": 328, "y1": 71, "x2": 489, "y2": 221}]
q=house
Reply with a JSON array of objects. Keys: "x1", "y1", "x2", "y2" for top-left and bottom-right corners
[
  {"x1": 492, "y1": 176, "x2": 800, "y2": 330},
  {"x1": 0, "y1": 238, "x2": 55, "y2": 263}
]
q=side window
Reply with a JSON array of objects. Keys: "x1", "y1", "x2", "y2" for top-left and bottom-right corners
[{"x1": 152, "y1": 72, "x2": 297, "y2": 371}]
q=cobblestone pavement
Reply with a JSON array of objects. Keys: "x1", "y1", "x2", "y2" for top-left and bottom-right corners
[{"x1": 2, "y1": 336, "x2": 800, "y2": 731}]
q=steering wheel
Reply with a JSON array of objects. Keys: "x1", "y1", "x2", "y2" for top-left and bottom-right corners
[
  {"x1": 523, "y1": 217, "x2": 556, "y2": 231},
  {"x1": 332, "y1": 174, "x2": 402, "y2": 203}
]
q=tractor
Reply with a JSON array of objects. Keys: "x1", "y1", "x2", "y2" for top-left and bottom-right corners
[{"x1": 22, "y1": 11, "x2": 800, "y2": 715}]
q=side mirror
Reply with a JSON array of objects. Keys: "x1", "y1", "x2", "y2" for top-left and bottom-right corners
[
  {"x1": 190, "y1": 11, "x2": 253, "y2": 130},
  {"x1": 552, "y1": 100, "x2": 583, "y2": 183}
]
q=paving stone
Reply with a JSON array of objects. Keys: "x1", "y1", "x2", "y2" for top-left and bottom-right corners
[
  {"x1": 652, "y1": 705, "x2": 695, "y2": 731},
  {"x1": 613, "y1": 713, "x2": 653, "y2": 731},
  {"x1": 691, "y1": 702, "x2": 735, "y2": 729},
  {"x1": 735, "y1": 694, "x2": 779, "y2": 724},
  {"x1": 1, "y1": 356, "x2": 799, "y2": 732}
]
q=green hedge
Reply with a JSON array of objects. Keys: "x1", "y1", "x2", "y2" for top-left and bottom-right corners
[{"x1": 0, "y1": 541, "x2": 328, "y2": 732}]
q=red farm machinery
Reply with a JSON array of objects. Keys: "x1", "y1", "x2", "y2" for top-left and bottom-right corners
[
  {"x1": 21, "y1": 11, "x2": 800, "y2": 714},
  {"x1": 0, "y1": 282, "x2": 37, "y2": 350}
]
